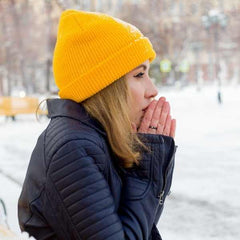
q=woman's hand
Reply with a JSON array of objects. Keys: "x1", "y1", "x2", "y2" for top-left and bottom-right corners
[{"x1": 132, "y1": 97, "x2": 176, "y2": 138}]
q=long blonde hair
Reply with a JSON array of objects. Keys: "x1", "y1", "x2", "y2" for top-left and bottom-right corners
[{"x1": 82, "y1": 76, "x2": 147, "y2": 168}]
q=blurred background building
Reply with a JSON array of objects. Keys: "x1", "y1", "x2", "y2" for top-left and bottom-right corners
[{"x1": 0, "y1": 0, "x2": 239, "y2": 96}]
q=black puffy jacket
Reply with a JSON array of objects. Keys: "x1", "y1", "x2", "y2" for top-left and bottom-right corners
[{"x1": 18, "y1": 99, "x2": 177, "y2": 240}]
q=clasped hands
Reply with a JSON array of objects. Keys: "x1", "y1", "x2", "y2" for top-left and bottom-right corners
[{"x1": 132, "y1": 97, "x2": 176, "y2": 139}]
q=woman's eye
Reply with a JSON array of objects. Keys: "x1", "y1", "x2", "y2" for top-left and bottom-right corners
[{"x1": 134, "y1": 72, "x2": 144, "y2": 78}]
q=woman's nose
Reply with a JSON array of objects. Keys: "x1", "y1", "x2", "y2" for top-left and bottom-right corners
[{"x1": 145, "y1": 78, "x2": 158, "y2": 99}]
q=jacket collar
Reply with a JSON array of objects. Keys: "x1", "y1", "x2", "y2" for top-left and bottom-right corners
[{"x1": 47, "y1": 98, "x2": 107, "y2": 137}]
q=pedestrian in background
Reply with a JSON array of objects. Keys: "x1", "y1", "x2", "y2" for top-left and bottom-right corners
[{"x1": 18, "y1": 9, "x2": 177, "y2": 240}]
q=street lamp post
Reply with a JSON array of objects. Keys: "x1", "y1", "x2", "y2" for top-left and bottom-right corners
[
  {"x1": 202, "y1": 10, "x2": 228, "y2": 104},
  {"x1": 191, "y1": 42, "x2": 203, "y2": 91}
]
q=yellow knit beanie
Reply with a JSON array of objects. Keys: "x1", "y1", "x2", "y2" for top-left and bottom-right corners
[{"x1": 53, "y1": 9, "x2": 156, "y2": 102}]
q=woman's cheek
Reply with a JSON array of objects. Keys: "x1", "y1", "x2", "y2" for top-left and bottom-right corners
[{"x1": 135, "y1": 111, "x2": 143, "y2": 127}]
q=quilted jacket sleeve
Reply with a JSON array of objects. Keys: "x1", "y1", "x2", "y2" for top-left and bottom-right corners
[{"x1": 44, "y1": 135, "x2": 176, "y2": 240}]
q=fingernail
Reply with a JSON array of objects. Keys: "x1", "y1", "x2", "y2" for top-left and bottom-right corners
[{"x1": 160, "y1": 97, "x2": 166, "y2": 101}]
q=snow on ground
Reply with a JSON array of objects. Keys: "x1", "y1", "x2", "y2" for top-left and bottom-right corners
[
  {"x1": 0, "y1": 84, "x2": 240, "y2": 239},
  {"x1": 158, "y1": 84, "x2": 240, "y2": 240},
  {"x1": 0, "y1": 115, "x2": 47, "y2": 239}
]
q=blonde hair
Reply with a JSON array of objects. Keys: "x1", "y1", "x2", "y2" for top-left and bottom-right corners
[{"x1": 82, "y1": 77, "x2": 147, "y2": 168}]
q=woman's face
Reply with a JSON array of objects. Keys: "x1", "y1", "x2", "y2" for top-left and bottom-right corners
[{"x1": 125, "y1": 60, "x2": 158, "y2": 128}]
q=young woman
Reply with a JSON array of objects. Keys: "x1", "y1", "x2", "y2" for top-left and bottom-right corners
[{"x1": 18, "y1": 10, "x2": 177, "y2": 240}]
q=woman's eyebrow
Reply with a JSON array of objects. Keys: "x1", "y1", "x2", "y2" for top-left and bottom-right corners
[{"x1": 133, "y1": 64, "x2": 147, "y2": 71}]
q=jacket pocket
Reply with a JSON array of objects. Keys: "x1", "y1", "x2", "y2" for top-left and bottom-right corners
[{"x1": 123, "y1": 176, "x2": 151, "y2": 200}]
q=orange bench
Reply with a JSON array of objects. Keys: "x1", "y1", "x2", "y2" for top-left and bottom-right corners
[{"x1": 0, "y1": 97, "x2": 47, "y2": 118}]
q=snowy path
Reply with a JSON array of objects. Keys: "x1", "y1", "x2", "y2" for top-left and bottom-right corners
[
  {"x1": 0, "y1": 116, "x2": 47, "y2": 239},
  {"x1": 158, "y1": 85, "x2": 240, "y2": 240},
  {"x1": 0, "y1": 85, "x2": 240, "y2": 239}
]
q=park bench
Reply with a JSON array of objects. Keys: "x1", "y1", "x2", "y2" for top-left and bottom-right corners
[{"x1": 0, "y1": 96, "x2": 47, "y2": 119}]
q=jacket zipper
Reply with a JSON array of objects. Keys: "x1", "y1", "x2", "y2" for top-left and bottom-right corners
[{"x1": 158, "y1": 145, "x2": 177, "y2": 204}]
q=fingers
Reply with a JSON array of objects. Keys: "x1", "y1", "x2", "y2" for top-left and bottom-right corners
[
  {"x1": 138, "y1": 100, "x2": 157, "y2": 133},
  {"x1": 170, "y1": 119, "x2": 176, "y2": 138},
  {"x1": 162, "y1": 115, "x2": 171, "y2": 136},
  {"x1": 149, "y1": 97, "x2": 165, "y2": 134},
  {"x1": 159, "y1": 101, "x2": 170, "y2": 126},
  {"x1": 162, "y1": 116, "x2": 176, "y2": 138},
  {"x1": 137, "y1": 97, "x2": 176, "y2": 139}
]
